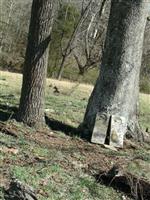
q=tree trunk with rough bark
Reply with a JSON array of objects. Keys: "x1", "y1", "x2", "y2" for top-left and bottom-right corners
[
  {"x1": 81, "y1": 0, "x2": 149, "y2": 140},
  {"x1": 17, "y1": 0, "x2": 53, "y2": 127}
]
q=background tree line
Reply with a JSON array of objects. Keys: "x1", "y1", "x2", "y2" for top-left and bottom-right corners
[{"x1": 0, "y1": 0, "x2": 149, "y2": 93}]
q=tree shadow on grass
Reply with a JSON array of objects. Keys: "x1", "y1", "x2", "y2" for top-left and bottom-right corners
[
  {"x1": 45, "y1": 115, "x2": 81, "y2": 137},
  {"x1": 0, "y1": 105, "x2": 82, "y2": 138},
  {"x1": 0, "y1": 104, "x2": 17, "y2": 121}
]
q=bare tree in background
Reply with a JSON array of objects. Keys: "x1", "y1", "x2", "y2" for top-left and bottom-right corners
[
  {"x1": 73, "y1": 0, "x2": 108, "y2": 75},
  {"x1": 0, "y1": 0, "x2": 31, "y2": 68},
  {"x1": 0, "y1": 0, "x2": 15, "y2": 52},
  {"x1": 17, "y1": 0, "x2": 54, "y2": 127},
  {"x1": 56, "y1": 0, "x2": 108, "y2": 80}
]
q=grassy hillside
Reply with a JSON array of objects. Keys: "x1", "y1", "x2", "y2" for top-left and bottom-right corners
[
  {"x1": 0, "y1": 71, "x2": 150, "y2": 200},
  {"x1": 0, "y1": 71, "x2": 149, "y2": 130}
]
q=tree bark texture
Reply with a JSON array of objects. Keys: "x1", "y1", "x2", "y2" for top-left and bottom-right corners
[
  {"x1": 82, "y1": 0, "x2": 149, "y2": 140},
  {"x1": 17, "y1": 0, "x2": 53, "y2": 127}
]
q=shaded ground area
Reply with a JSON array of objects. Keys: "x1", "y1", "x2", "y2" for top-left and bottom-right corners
[
  {"x1": 45, "y1": 116, "x2": 79, "y2": 137},
  {"x1": 0, "y1": 104, "x2": 17, "y2": 122}
]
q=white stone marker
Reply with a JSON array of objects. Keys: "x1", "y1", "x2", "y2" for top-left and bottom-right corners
[{"x1": 91, "y1": 114, "x2": 127, "y2": 148}]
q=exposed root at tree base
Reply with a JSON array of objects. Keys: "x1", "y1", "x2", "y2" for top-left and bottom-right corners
[{"x1": 95, "y1": 166, "x2": 150, "y2": 200}]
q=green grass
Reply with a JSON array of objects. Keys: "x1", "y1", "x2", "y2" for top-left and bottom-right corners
[
  {"x1": 0, "y1": 71, "x2": 149, "y2": 130},
  {"x1": 0, "y1": 71, "x2": 150, "y2": 200},
  {"x1": 10, "y1": 163, "x2": 124, "y2": 200},
  {"x1": 0, "y1": 131, "x2": 127, "y2": 200},
  {"x1": 127, "y1": 160, "x2": 150, "y2": 179},
  {"x1": 45, "y1": 93, "x2": 87, "y2": 126}
]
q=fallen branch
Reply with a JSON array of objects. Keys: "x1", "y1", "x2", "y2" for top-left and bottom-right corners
[{"x1": 0, "y1": 122, "x2": 18, "y2": 138}]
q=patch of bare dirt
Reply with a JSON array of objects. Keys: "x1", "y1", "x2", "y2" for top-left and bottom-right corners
[{"x1": 26, "y1": 130, "x2": 133, "y2": 173}]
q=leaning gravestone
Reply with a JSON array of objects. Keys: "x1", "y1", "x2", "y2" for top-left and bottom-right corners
[
  {"x1": 110, "y1": 115, "x2": 127, "y2": 147},
  {"x1": 91, "y1": 114, "x2": 127, "y2": 148},
  {"x1": 91, "y1": 114, "x2": 109, "y2": 145}
]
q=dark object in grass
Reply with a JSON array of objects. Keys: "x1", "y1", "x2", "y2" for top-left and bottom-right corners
[
  {"x1": 145, "y1": 128, "x2": 149, "y2": 133},
  {"x1": 4, "y1": 179, "x2": 38, "y2": 200},
  {"x1": 53, "y1": 86, "x2": 60, "y2": 94},
  {"x1": 95, "y1": 165, "x2": 150, "y2": 200}
]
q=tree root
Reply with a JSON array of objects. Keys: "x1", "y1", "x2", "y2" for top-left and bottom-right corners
[
  {"x1": 95, "y1": 165, "x2": 150, "y2": 200},
  {"x1": 4, "y1": 178, "x2": 38, "y2": 200}
]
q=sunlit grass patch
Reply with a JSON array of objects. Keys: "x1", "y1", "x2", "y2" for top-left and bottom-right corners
[{"x1": 0, "y1": 70, "x2": 149, "y2": 130}]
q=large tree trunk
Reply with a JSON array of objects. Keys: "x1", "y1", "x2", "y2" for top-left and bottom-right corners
[
  {"x1": 17, "y1": 0, "x2": 53, "y2": 127},
  {"x1": 81, "y1": 0, "x2": 149, "y2": 140}
]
